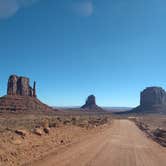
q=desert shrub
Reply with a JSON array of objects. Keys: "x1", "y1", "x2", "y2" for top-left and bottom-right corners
[
  {"x1": 71, "y1": 117, "x2": 77, "y2": 125},
  {"x1": 63, "y1": 119, "x2": 71, "y2": 125},
  {"x1": 153, "y1": 128, "x2": 166, "y2": 138},
  {"x1": 77, "y1": 120, "x2": 89, "y2": 128},
  {"x1": 57, "y1": 117, "x2": 62, "y2": 122}
]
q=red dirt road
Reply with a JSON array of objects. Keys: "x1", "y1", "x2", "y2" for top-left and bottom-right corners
[{"x1": 33, "y1": 120, "x2": 166, "y2": 166}]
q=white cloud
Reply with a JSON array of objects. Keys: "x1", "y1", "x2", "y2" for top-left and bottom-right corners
[
  {"x1": 0, "y1": 0, "x2": 40, "y2": 19},
  {"x1": 0, "y1": 0, "x2": 19, "y2": 19},
  {"x1": 72, "y1": 1, "x2": 94, "y2": 17}
]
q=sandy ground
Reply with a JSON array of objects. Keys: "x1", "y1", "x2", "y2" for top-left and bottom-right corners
[
  {"x1": 0, "y1": 125, "x2": 107, "y2": 166},
  {"x1": 33, "y1": 120, "x2": 166, "y2": 166},
  {"x1": 0, "y1": 113, "x2": 111, "y2": 166}
]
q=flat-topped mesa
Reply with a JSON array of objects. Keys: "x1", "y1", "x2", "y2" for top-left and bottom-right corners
[
  {"x1": 81, "y1": 95, "x2": 104, "y2": 111},
  {"x1": 140, "y1": 87, "x2": 166, "y2": 107},
  {"x1": 7, "y1": 75, "x2": 37, "y2": 97}
]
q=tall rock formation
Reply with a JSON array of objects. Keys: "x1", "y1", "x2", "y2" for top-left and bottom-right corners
[
  {"x1": 140, "y1": 87, "x2": 166, "y2": 107},
  {"x1": 33, "y1": 81, "x2": 37, "y2": 98},
  {"x1": 84, "y1": 95, "x2": 96, "y2": 106},
  {"x1": 126, "y1": 87, "x2": 166, "y2": 114},
  {"x1": 81, "y1": 95, "x2": 104, "y2": 111},
  {"x1": 0, "y1": 74, "x2": 54, "y2": 112},
  {"x1": 7, "y1": 75, "x2": 36, "y2": 97}
]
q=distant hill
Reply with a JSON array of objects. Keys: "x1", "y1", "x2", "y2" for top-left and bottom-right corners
[
  {"x1": 102, "y1": 107, "x2": 132, "y2": 112},
  {"x1": 54, "y1": 106, "x2": 132, "y2": 113}
]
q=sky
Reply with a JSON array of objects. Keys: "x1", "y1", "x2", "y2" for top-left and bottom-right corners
[{"x1": 0, "y1": 0, "x2": 166, "y2": 107}]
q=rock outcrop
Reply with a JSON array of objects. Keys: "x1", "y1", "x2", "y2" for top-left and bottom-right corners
[
  {"x1": 7, "y1": 75, "x2": 36, "y2": 97},
  {"x1": 0, "y1": 75, "x2": 55, "y2": 112},
  {"x1": 140, "y1": 87, "x2": 166, "y2": 107},
  {"x1": 81, "y1": 95, "x2": 104, "y2": 111},
  {"x1": 124, "y1": 87, "x2": 166, "y2": 114},
  {"x1": 84, "y1": 95, "x2": 96, "y2": 106}
]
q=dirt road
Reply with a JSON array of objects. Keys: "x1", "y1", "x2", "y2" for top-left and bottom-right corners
[{"x1": 33, "y1": 120, "x2": 166, "y2": 166}]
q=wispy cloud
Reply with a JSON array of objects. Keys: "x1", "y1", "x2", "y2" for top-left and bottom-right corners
[
  {"x1": 0, "y1": 0, "x2": 40, "y2": 19},
  {"x1": 72, "y1": 0, "x2": 94, "y2": 17}
]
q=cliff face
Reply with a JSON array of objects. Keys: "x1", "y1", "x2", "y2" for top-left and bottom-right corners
[
  {"x1": 7, "y1": 75, "x2": 36, "y2": 97},
  {"x1": 126, "y1": 87, "x2": 166, "y2": 114},
  {"x1": 140, "y1": 87, "x2": 166, "y2": 107}
]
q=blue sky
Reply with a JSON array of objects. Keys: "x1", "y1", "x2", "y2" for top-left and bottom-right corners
[{"x1": 0, "y1": 0, "x2": 166, "y2": 107}]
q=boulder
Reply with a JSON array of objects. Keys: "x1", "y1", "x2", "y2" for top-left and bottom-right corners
[
  {"x1": 153, "y1": 128, "x2": 166, "y2": 138},
  {"x1": 43, "y1": 127, "x2": 50, "y2": 134},
  {"x1": 34, "y1": 128, "x2": 43, "y2": 136},
  {"x1": 15, "y1": 129, "x2": 27, "y2": 137}
]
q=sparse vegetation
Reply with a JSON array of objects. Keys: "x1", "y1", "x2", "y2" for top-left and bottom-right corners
[
  {"x1": 0, "y1": 112, "x2": 111, "y2": 132},
  {"x1": 129, "y1": 114, "x2": 166, "y2": 147}
]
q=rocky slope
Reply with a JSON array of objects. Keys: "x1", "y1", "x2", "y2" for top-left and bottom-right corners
[{"x1": 0, "y1": 95, "x2": 53, "y2": 112}]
